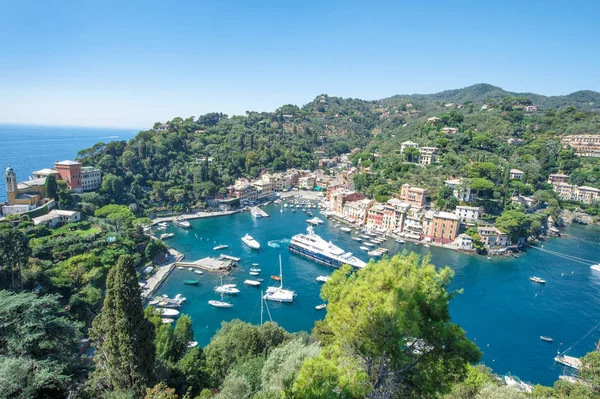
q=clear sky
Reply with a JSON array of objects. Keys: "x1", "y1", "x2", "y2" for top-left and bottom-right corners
[{"x1": 1, "y1": 0, "x2": 598, "y2": 129}]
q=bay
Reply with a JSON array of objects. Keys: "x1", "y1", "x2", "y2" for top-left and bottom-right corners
[
  {"x1": 156, "y1": 203, "x2": 600, "y2": 386},
  {"x1": 0, "y1": 124, "x2": 137, "y2": 202}
]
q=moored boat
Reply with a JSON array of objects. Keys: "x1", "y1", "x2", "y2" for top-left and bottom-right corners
[
  {"x1": 213, "y1": 244, "x2": 229, "y2": 250},
  {"x1": 173, "y1": 217, "x2": 191, "y2": 228},
  {"x1": 540, "y1": 336, "x2": 553, "y2": 342},
  {"x1": 315, "y1": 304, "x2": 327, "y2": 310},
  {"x1": 316, "y1": 275, "x2": 330, "y2": 283},
  {"x1": 184, "y1": 279, "x2": 199, "y2": 285},
  {"x1": 263, "y1": 255, "x2": 296, "y2": 303},
  {"x1": 160, "y1": 233, "x2": 174, "y2": 240},
  {"x1": 288, "y1": 227, "x2": 366, "y2": 269},
  {"x1": 244, "y1": 279, "x2": 261, "y2": 287},
  {"x1": 590, "y1": 264, "x2": 600, "y2": 272}
]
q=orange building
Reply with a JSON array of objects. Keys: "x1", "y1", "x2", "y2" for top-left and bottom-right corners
[
  {"x1": 54, "y1": 160, "x2": 82, "y2": 192},
  {"x1": 422, "y1": 210, "x2": 459, "y2": 244}
]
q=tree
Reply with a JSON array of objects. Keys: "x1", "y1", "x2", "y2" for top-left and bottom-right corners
[
  {"x1": 45, "y1": 174, "x2": 58, "y2": 199},
  {"x1": 495, "y1": 210, "x2": 531, "y2": 241},
  {"x1": 319, "y1": 253, "x2": 481, "y2": 397},
  {"x1": 144, "y1": 382, "x2": 178, "y2": 399},
  {"x1": 404, "y1": 146, "x2": 420, "y2": 163},
  {"x1": 0, "y1": 291, "x2": 82, "y2": 398},
  {"x1": 90, "y1": 255, "x2": 156, "y2": 398},
  {"x1": 204, "y1": 320, "x2": 287, "y2": 386},
  {"x1": 172, "y1": 315, "x2": 194, "y2": 361},
  {"x1": 0, "y1": 227, "x2": 31, "y2": 290},
  {"x1": 470, "y1": 178, "x2": 495, "y2": 199}
]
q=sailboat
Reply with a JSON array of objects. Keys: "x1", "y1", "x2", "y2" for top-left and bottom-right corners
[
  {"x1": 209, "y1": 291, "x2": 233, "y2": 308},
  {"x1": 263, "y1": 255, "x2": 296, "y2": 303}
]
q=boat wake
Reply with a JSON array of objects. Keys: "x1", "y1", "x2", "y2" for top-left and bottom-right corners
[{"x1": 268, "y1": 240, "x2": 280, "y2": 248}]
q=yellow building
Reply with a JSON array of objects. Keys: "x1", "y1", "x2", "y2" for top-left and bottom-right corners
[{"x1": 5, "y1": 166, "x2": 46, "y2": 206}]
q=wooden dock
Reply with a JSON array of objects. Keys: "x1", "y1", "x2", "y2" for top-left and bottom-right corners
[{"x1": 176, "y1": 257, "x2": 234, "y2": 272}]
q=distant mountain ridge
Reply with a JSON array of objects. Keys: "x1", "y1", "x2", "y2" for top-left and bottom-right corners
[{"x1": 384, "y1": 83, "x2": 600, "y2": 113}]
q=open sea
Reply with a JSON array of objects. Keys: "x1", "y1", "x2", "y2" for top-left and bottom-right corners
[
  {"x1": 155, "y1": 204, "x2": 600, "y2": 386},
  {"x1": 1, "y1": 124, "x2": 599, "y2": 386},
  {"x1": 0, "y1": 124, "x2": 138, "y2": 202}
]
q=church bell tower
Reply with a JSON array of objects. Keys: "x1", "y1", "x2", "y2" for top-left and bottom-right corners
[{"x1": 5, "y1": 166, "x2": 17, "y2": 204}]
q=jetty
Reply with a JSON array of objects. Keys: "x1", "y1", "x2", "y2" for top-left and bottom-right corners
[
  {"x1": 251, "y1": 207, "x2": 269, "y2": 217},
  {"x1": 220, "y1": 254, "x2": 241, "y2": 262},
  {"x1": 176, "y1": 257, "x2": 235, "y2": 272}
]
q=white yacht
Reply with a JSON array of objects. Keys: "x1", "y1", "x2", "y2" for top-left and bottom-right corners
[
  {"x1": 244, "y1": 279, "x2": 261, "y2": 287},
  {"x1": 591, "y1": 264, "x2": 600, "y2": 272},
  {"x1": 263, "y1": 256, "x2": 295, "y2": 303},
  {"x1": 242, "y1": 234, "x2": 261, "y2": 249},
  {"x1": 289, "y1": 227, "x2": 366, "y2": 269},
  {"x1": 173, "y1": 217, "x2": 191, "y2": 228},
  {"x1": 306, "y1": 217, "x2": 324, "y2": 225},
  {"x1": 316, "y1": 275, "x2": 330, "y2": 283}
]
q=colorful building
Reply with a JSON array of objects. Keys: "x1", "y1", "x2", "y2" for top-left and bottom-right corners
[
  {"x1": 422, "y1": 210, "x2": 459, "y2": 244},
  {"x1": 400, "y1": 184, "x2": 427, "y2": 208},
  {"x1": 54, "y1": 160, "x2": 83, "y2": 192}
]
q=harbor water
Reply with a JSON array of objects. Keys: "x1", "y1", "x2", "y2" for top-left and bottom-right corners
[{"x1": 155, "y1": 203, "x2": 600, "y2": 386}]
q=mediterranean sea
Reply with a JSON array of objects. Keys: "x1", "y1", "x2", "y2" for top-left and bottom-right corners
[
  {"x1": 155, "y1": 203, "x2": 600, "y2": 386},
  {"x1": 0, "y1": 124, "x2": 137, "y2": 202}
]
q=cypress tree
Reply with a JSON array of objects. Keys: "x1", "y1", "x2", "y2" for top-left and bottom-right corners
[
  {"x1": 90, "y1": 255, "x2": 155, "y2": 398},
  {"x1": 44, "y1": 174, "x2": 58, "y2": 200}
]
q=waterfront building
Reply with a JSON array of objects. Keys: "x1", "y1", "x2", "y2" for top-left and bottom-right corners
[
  {"x1": 54, "y1": 160, "x2": 82, "y2": 192},
  {"x1": 445, "y1": 178, "x2": 473, "y2": 202},
  {"x1": 547, "y1": 173, "x2": 569, "y2": 185},
  {"x1": 386, "y1": 198, "x2": 411, "y2": 232},
  {"x1": 253, "y1": 178, "x2": 274, "y2": 199},
  {"x1": 399, "y1": 184, "x2": 427, "y2": 208},
  {"x1": 32, "y1": 210, "x2": 81, "y2": 228},
  {"x1": 419, "y1": 146, "x2": 439, "y2": 165},
  {"x1": 366, "y1": 205, "x2": 385, "y2": 229},
  {"x1": 298, "y1": 176, "x2": 315, "y2": 190},
  {"x1": 330, "y1": 190, "x2": 364, "y2": 215},
  {"x1": 478, "y1": 226, "x2": 510, "y2": 249},
  {"x1": 453, "y1": 233, "x2": 474, "y2": 251},
  {"x1": 562, "y1": 135, "x2": 600, "y2": 157},
  {"x1": 342, "y1": 199, "x2": 374, "y2": 224},
  {"x1": 509, "y1": 169, "x2": 524, "y2": 180},
  {"x1": 229, "y1": 178, "x2": 258, "y2": 203},
  {"x1": 455, "y1": 206, "x2": 480, "y2": 224},
  {"x1": 422, "y1": 210, "x2": 459, "y2": 244}
]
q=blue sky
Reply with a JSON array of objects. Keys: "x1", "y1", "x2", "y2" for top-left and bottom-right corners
[{"x1": 1, "y1": 0, "x2": 598, "y2": 128}]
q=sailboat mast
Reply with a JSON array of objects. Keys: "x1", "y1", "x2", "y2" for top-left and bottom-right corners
[
  {"x1": 279, "y1": 255, "x2": 283, "y2": 288},
  {"x1": 260, "y1": 291, "x2": 264, "y2": 325}
]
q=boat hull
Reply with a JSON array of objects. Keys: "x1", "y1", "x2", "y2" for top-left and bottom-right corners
[{"x1": 289, "y1": 244, "x2": 362, "y2": 269}]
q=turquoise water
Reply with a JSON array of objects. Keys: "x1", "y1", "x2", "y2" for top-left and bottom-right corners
[
  {"x1": 0, "y1": 124, "x2": 137, "y2": 202},
  {"x1": 156, "y1": 203, "x2": 600, "y2": 386}
]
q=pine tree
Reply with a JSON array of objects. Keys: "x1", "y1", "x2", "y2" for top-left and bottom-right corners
[
  {"x1": 90, "y1": 255, "x2": 155, "y2": 398},
  {"x1": 44, "y1": 174, "x2": 58, "y2": 199}
]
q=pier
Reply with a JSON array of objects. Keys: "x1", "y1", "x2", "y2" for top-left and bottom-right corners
[
  {"x1": 220, "y1": 254, "x2": 241, "y2": 262},
  {"x1": 176, "y1": 257, "x2": 235, "y2": 272},
  {"x1": 252, "y1": 207, "x2": 269, "y2": 217}
]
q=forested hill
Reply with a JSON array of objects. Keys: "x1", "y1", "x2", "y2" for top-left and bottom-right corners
[
  {"x1": 385, "y1": 83, "x2": 600, "y2": 113},
  {"x1": 76, "y1": 84, "x2": 600, "y2": 215}
]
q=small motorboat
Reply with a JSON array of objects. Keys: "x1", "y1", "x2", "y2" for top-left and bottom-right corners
[
  {"x1": 177, "y1": 266, "x2": 184, "y2": 270},
  {"x1": 214, "y1": 285, "x2": 240, "y2": 294},
  {"x1": 249, "y1": 271, "x2": 260, "y2": 276},
  {"x1": 359, "y1": 246, "x2": 370, "y2": 251},
  {"x1": 316, "y1": 276, "x2": 330, "y2": 283},
  {"x1": 157, "y1": 308, "x2": 179, "y2": 316},
  {"x1": 395, "y1": 239, "x2": 405, "y2": 244},
  {"x1": 184, "y1": 279, "x2": 200, "y2": 285},
  {"x1": 244, "y1": 279, "x2": 261, "y2": 287},
  {"x1": 188, "y1": 268, "x2": 193, "y2": 271},
  {"x1": 213, "y1": 244, "x2": 229, "y2": 250},
  {"x1": 423, "y1": 244, "x2": 430, "y2": 248},
  {"x1": 173, "y1": 217, "x2": 191, "y2": 228},
  {"x1": 340, "y1": 227, "x2": 352, "y2": 233},
  {"x1": 352, "y1": 237, "x2": 362, "y2": 241},
  {"x1": 161, "y1": 318, "x2": 174, "y2": 324},
  {"x1": 530, "y1": 276, "x2": 546, "y2": 284},
  {"x1": 187, "y1": 341, "x2": 198, "y2": 348},
  {"x1": 315, "y1": 304, "x2": 327, "y2": 310},
  {"x1": 194, "y1": 270, "x2": 203, "y2": 275},
  {"x1": 368, "y1": 250, "x2": 382, "y2": 257},
  {"x1": 271, "y1": 275, "x2": 282, "y2": 281},
  {"x1": 250, "y1": 267, "x2": 261, "y2": 272},
  {"x1": 590, "y1": 264, "x2": 600, "y2": 272},
  {"x1": 160, "y1": 233, "x2": 174, "y2": 240},
  {"x1": 540, "y1": 336, "x2": 553, "y2": 342}
]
